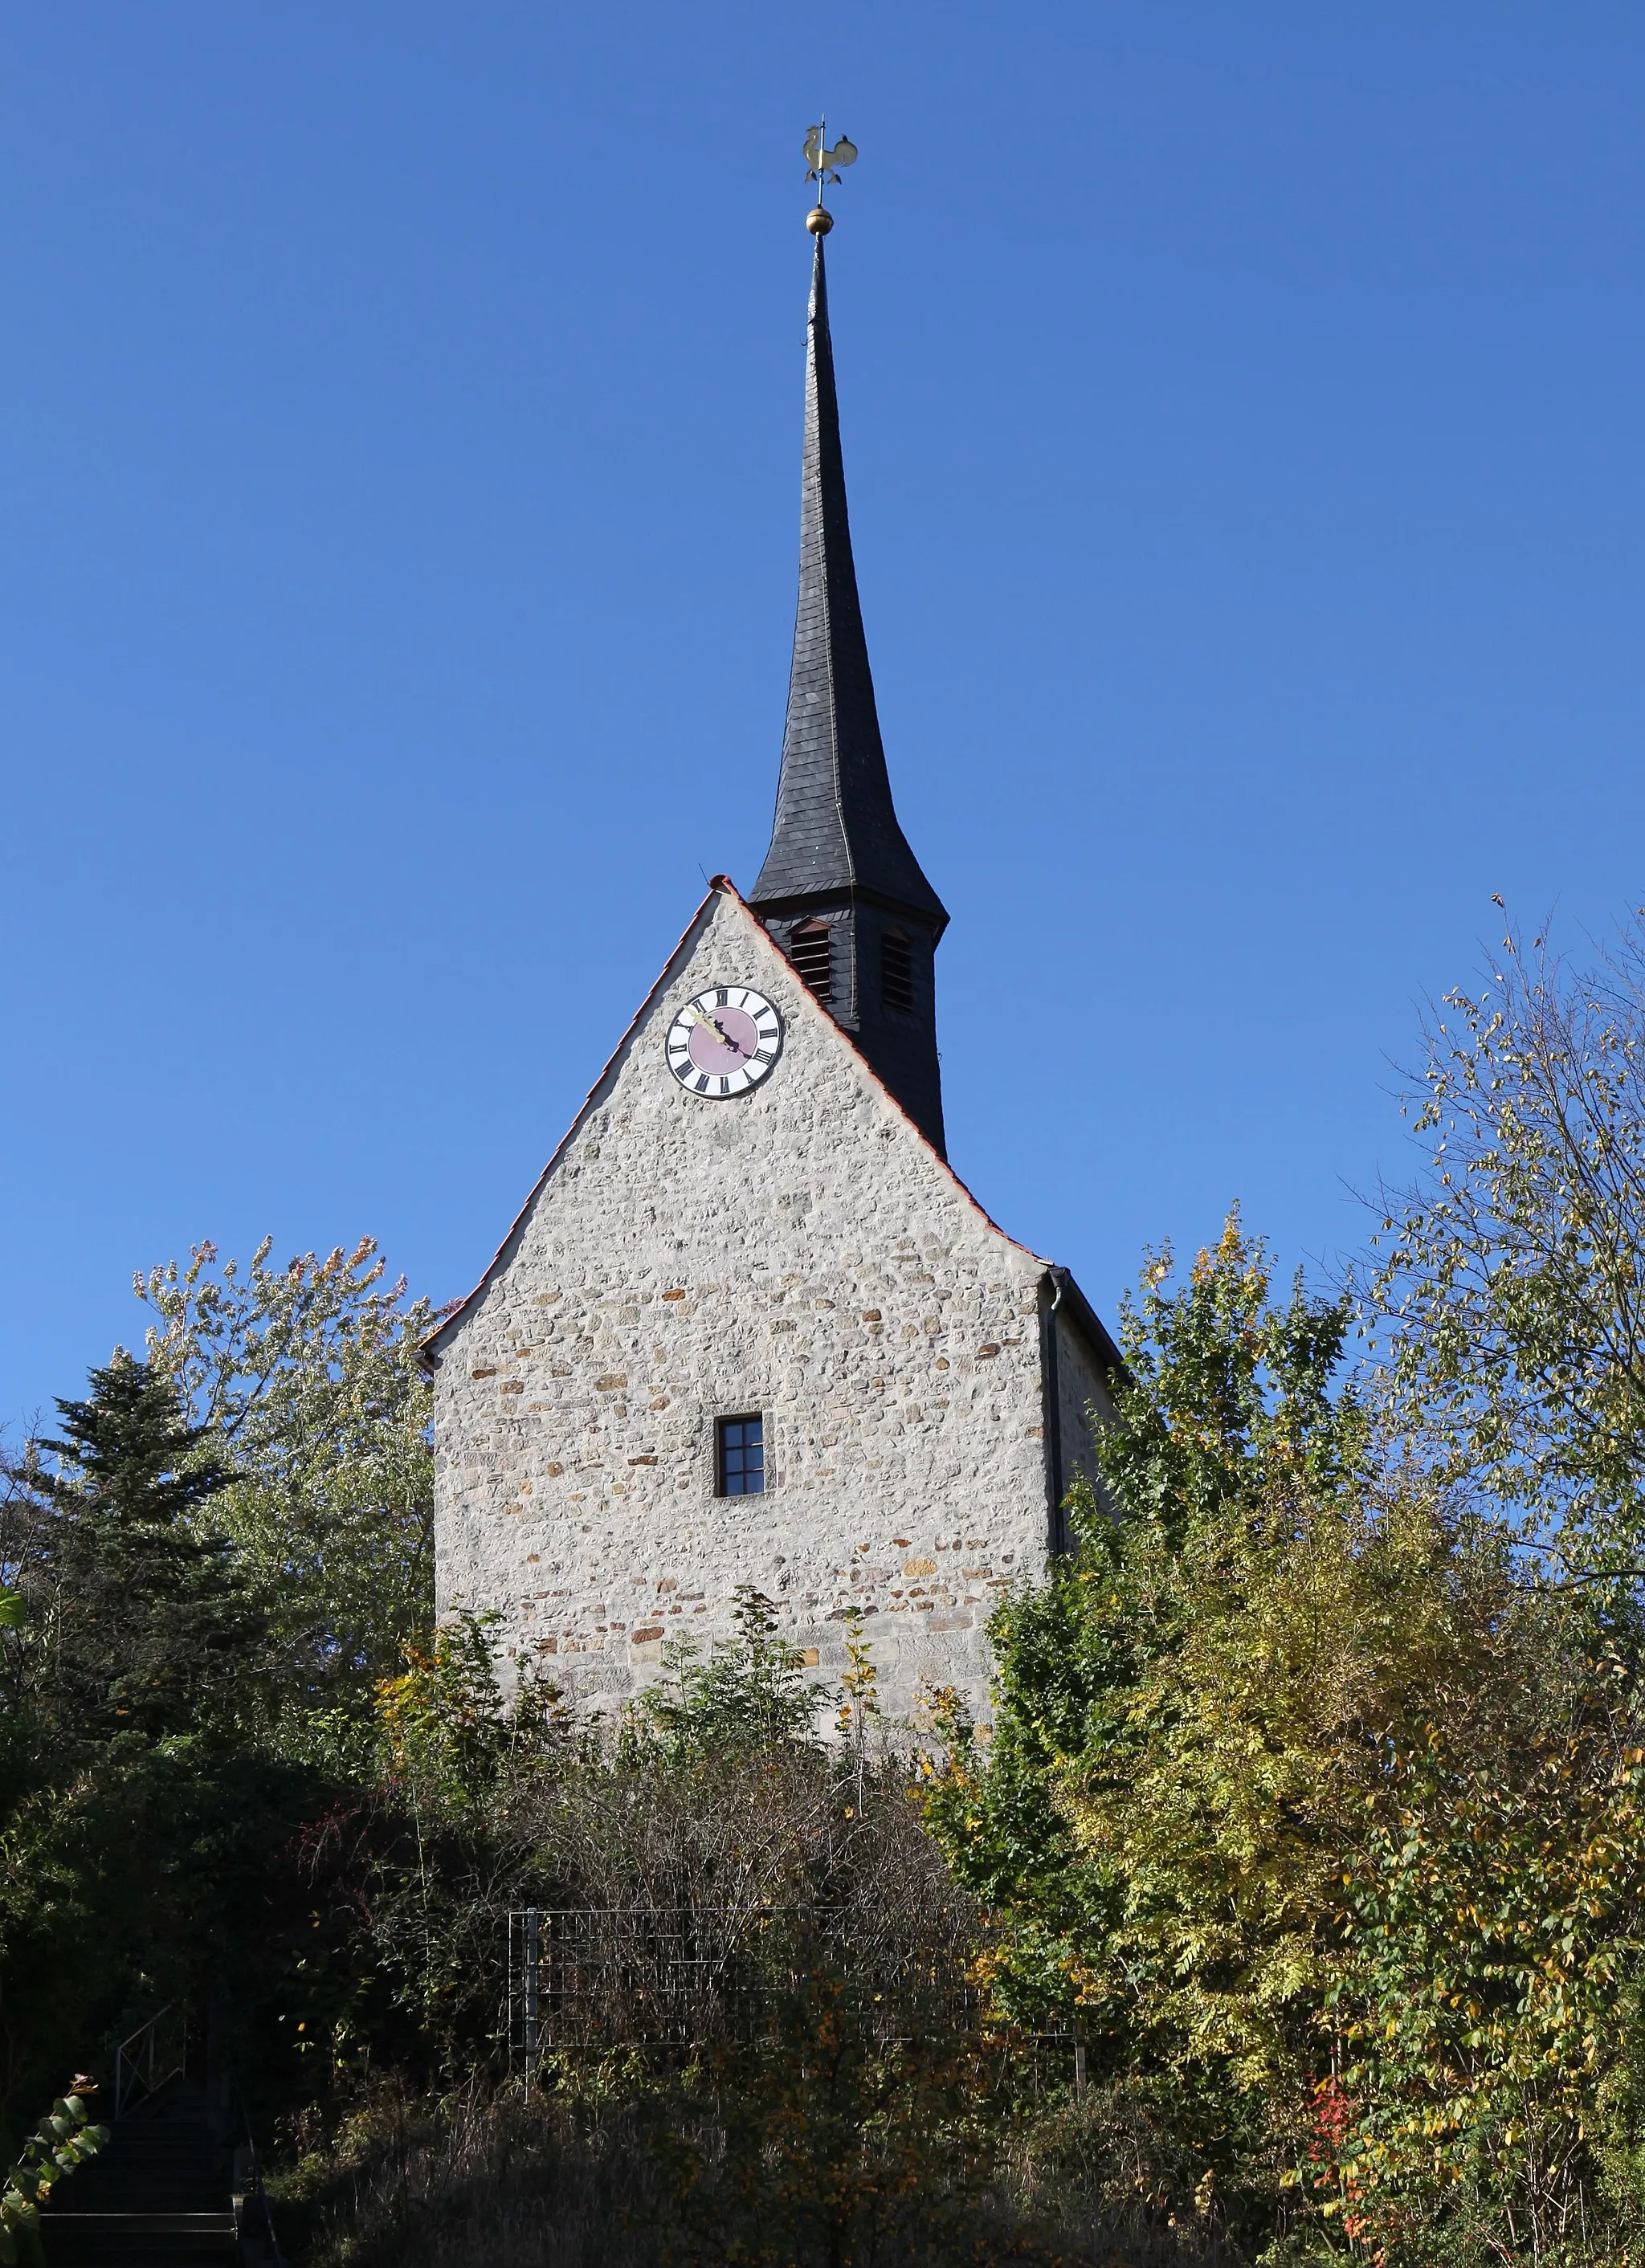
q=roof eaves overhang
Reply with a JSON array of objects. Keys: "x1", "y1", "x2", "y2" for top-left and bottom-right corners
[{"x1": 1046, "y1": 1264, "x2": 1129, "y2": 1389}]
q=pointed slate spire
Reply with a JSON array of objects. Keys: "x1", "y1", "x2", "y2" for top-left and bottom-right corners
[
  {"x1": 751, "y1": 237, "x2": 947, "y2": 929},
  {"x1": 750, "y1": 230, "x2": 949, "y2": 1153}
]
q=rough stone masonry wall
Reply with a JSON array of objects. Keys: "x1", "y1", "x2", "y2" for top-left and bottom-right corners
[{"x1": 431, "y1": 887, "x2": 1058, "y2": 1730}]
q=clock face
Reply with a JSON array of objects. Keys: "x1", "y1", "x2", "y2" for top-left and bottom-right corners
[{"x1": 666, "y1": 985, "x2": 784, "y2": 1098}]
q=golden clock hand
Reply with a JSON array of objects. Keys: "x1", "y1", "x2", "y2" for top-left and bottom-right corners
[{"x1": 685, "y1": 1006, "x2": 746, "y2": 1054}]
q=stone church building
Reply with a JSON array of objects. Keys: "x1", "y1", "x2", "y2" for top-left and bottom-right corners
[{"x1": 422, "y1": 221, "x2": 1119, "y2": 1725}]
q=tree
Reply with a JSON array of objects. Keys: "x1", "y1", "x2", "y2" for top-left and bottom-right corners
[
  {"x1": 0, "y1": 1360, "x2": 304, "y2": 2133},
  {"x1": 623, "y1": 1586, "x2": 821, "y2": 1764},
  {"x1": 925, "y1": 1215, "x2": 1503, "y2": 2241},
  {"x1": 1333, "y1": 1609, "x2": 1645, "y2": 2262},
  {"x1": 1369, "y1": 909, "x2": 1645, "y2": 1590},
  {"x1": 13, "y1": 1354, "x2": 261, "y2": 1742},
  {"x1": 1346, "y1": 912, "x2": 1645, "y2": 2254},
  {"x1": 136, "y1": 1238, "x2": 441, "y2": 1733},
  {"x1": 42, "y1": 1357, "x2": 231, "y2": 1530}
]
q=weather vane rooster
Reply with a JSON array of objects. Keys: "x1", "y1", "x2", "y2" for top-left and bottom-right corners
[
  {"x1": 803, "y1": 121, "x2": 858, "y2": 185},
  {"x1": 802, "y1": 120, "x2": 857, "y2": 236}
]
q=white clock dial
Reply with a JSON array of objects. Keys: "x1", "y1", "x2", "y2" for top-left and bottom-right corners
[{"x1": 666, "y1": 985, "x2": 784, "y2": 1099}]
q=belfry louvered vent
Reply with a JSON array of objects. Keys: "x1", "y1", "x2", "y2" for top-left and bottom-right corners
[
  {"x1": 788, "y1": 920, "x2": 832, "y2": 1003},
  {"x1": 880, "y1": 930, "x2": 913, "y2": 1014}
]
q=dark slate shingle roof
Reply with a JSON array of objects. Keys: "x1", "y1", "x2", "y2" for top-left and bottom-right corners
[{"x1": 749, "y1": 237, "x2": 948, "y2": 929}]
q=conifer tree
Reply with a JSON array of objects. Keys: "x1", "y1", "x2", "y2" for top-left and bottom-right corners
[
  {"x1": 23, "y1": 1354, "x2": 262, "y2": 1740},
  {"x1": 43, "y1": 1354, "x2": 231, "y2": 1530}
]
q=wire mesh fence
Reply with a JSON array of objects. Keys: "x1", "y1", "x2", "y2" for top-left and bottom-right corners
[{"x1": 505, "y1": 1905, "x2": 1081, "y2": 2092}]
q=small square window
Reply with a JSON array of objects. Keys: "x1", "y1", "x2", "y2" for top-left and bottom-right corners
[{"x1": 716, "y1": 1413, "x2": 765, "y2": 1496}]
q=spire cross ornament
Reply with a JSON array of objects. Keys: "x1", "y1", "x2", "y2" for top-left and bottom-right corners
[{"x1": 802, "y1": 119, "x2": 857, "y2": 235}]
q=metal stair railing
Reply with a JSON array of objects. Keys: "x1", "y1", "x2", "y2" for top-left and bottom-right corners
[
  {"x1": 113, "y1": 2001, "x2": 186, "y2": 2118},
  {"x1": 232, "y1": 2086, "x2": 286, "y2": 2266}
]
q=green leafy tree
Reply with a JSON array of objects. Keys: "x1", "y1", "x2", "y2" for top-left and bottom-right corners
[
  {"x1": 1369, "y1": 910, "x2": 1645, "y2": 1589},
  {"x1": 375, "y1": 1611, "x2": 572, "y2": 1816},
  {"x1": 624, "y1": 1586, "x2": 821, "y2": 1764},
  {"x1": 137, "y1": 1238, "x2": 440, "y2": 1733},
  {"x1": 1333, "y1": 1614, "x2": 1645, "y2": 2262},
  {"x1": 925, "y1": 1215, "x2": 1502, "y2": 2240},
  {"x1": 1346, "y1": 910, "x2": 1645, "y2": 2255}
]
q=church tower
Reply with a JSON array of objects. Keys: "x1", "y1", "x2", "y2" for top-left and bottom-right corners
[
  {"x1": 422, "y1": 186, "x2": 1119, "y2": 1728},
  {"x1": 750, "y1": 234, "x2": 949, "y2": 1155}
]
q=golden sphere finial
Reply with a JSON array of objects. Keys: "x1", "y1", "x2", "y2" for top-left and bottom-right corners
[{"x1": 806, "y1": 204, "x2": 834, "y2": 236}]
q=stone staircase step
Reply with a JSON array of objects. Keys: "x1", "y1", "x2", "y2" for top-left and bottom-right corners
[
  {"x1": 39, "y1": 2209, "x2": 239, "y2": 2265},
  {"x1": 39, "y1": 2074, "x2": 243, "y2": 2268}
]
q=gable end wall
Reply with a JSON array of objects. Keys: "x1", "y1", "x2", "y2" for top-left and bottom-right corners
[{"x1": 431, "y1": 889, "x2": 1059, "y2": 1728}]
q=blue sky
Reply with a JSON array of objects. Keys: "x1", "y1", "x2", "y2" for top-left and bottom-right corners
[{"x1": 3, "y1": 3, "x2": 1642, "y2": 1426}]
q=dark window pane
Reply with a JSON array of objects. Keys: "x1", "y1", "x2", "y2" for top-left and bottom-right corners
[{"x1": 716, "y1": 1413, "x2": 765, "y2": 1496}]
